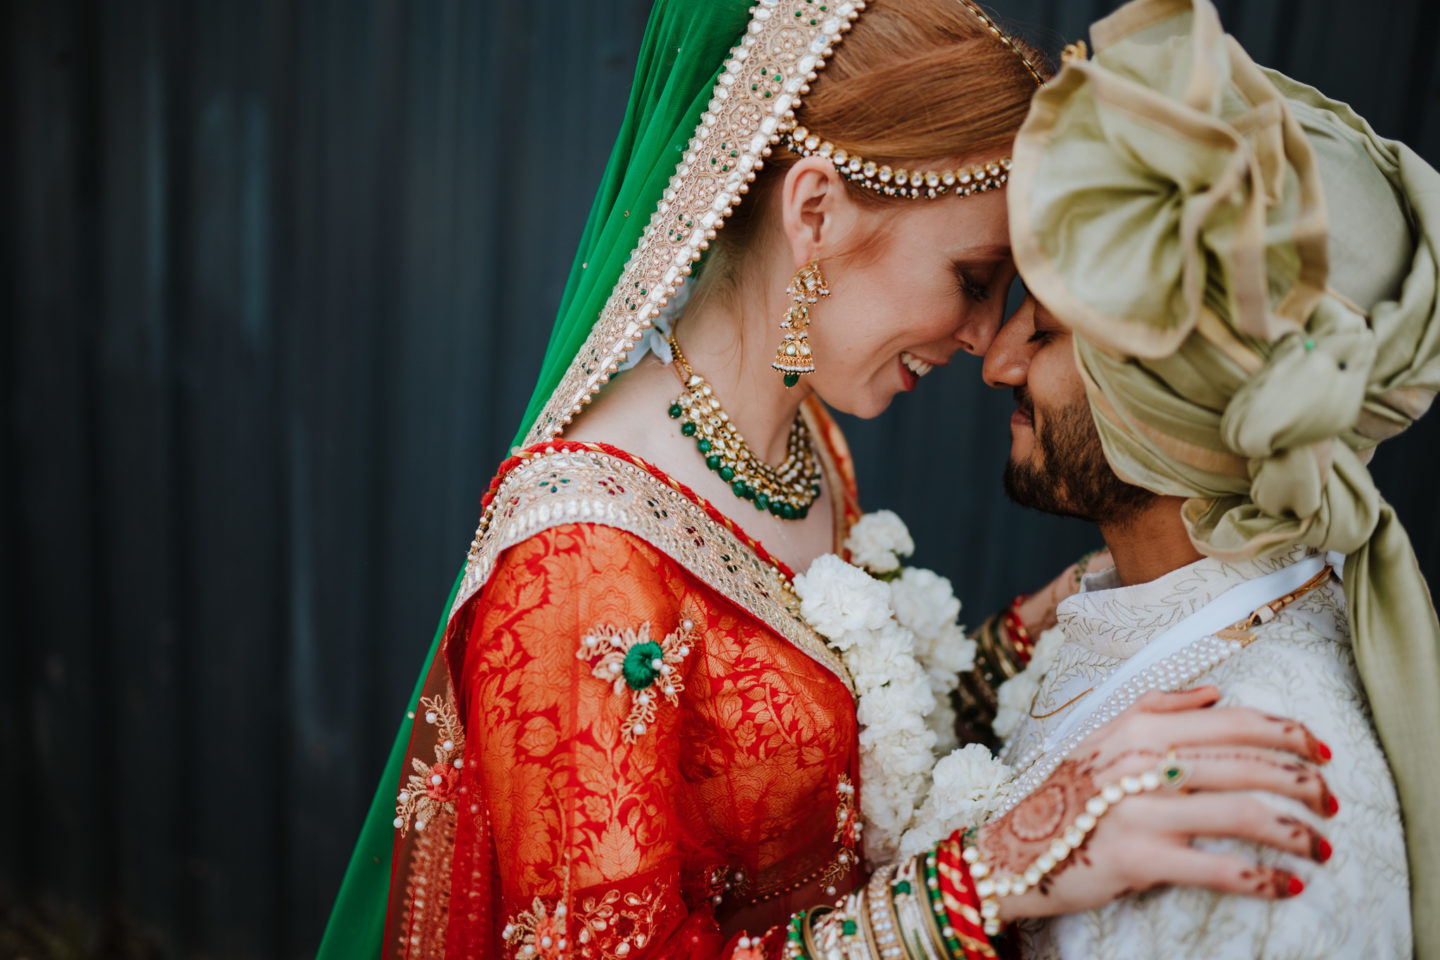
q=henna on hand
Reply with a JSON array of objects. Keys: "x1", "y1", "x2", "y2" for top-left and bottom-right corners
[
  {"x1": 977, "y1": 751, "x2": 1102, "y2": 893},
  {"x1": 1262, "y1": 714, "x2": 1332, "y2": 764},
  {"x1": 1241, "y1": 867, "x2": 1304, "y2": 898},
  {"x1": 1276, "y1": 816, "x2": 1332, "y2": 863}
]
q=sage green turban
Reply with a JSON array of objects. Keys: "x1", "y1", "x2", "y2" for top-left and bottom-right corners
[{"x1": 1009, "y1": 0, "x2": 1440, "y2": 953}]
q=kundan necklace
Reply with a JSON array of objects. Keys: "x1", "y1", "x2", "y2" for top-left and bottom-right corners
[{"x1": 665, "y1": 335, "x2": 822, "y2": 519}]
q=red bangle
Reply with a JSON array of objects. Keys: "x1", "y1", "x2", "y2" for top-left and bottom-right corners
[
  {"x1": 937, "y1": 836, "x2": 999, "y2": 959},
  {"x1": 1001, "y1": 596, "x2": 1034, "y2": 665}
]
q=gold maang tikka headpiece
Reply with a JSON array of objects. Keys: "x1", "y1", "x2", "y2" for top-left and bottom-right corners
[{"x1": 779, "y1": 0, "x2": 1045, "y2": 201}]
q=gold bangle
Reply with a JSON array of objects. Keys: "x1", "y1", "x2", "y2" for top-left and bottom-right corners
[
  {"x1": 865, "y1": 864, "x2": 900, "y2": 958},
  {"x1": 802, "y1": 905, "x2": 832, "y2": 958}
]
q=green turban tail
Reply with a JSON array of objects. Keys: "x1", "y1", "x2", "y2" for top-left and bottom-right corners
[{"x1": 1010, "y1": 1, "x2": 1440, "y2": 953}]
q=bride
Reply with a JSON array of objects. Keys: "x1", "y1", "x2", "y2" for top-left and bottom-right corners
[{"x1": 318, "y1": 2, "x2": 1340, "y2": 957}]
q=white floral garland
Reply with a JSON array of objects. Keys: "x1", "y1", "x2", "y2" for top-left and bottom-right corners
[{"x1": 795, "y1": 510, "x2": 1028, "y2": 863}]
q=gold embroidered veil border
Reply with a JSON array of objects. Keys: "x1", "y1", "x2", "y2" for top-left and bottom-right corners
[{"x1": 334, "y1": 6, "x2": 878, "y2": 959}]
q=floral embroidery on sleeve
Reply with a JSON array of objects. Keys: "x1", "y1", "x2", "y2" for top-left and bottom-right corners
[
  {"x1": 577, "y1": 619, "x2": 696, "y2": 743},
  {"x1": 502, "y1": 879, "x2": 673, "y2": 959},
  {"x1": 821, "y1": 774, "x2": 860, "y2": 894},
  {"x1": 393, "y1": 694, "x2": 465, "y2": 837}
]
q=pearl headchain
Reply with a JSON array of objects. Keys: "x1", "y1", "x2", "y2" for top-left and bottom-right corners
[
  {"x1": 779, "y1": 121, "x2": 1014, "y2": 199},
  {"x1": 779, "y1": 0, "x2": 1043, "y2": 201}
]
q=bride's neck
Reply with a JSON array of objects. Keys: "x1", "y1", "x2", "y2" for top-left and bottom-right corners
[{"x1": 673, "y1": 268, "x2": 810, "y2": 466}]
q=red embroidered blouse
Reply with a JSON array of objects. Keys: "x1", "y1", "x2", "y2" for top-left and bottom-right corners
[{"x1": 384, "y1": 402, "x2": 867, "y2": 959}]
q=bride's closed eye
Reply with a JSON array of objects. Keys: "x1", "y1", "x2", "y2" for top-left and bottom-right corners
[{"x1": 954, "y1": 265, "x2": 991, "y2": 302}]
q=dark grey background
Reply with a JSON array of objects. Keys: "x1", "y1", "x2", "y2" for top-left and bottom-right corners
[{"x1": 5, "y1": 1, "x2": 1440, "y2": 957}]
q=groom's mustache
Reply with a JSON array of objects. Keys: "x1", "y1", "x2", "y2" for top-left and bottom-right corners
[{"x1": 1013, "y1": 386, "x2": 1035, "y2": 419}]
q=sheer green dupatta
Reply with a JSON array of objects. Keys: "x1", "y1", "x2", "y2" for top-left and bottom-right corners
[
  {"x1": 1008, "y1": 0, "x2": 1440, "y2": 953},
  {"x1": 316, "y1": 1, "x2": 859, "y2": 955}
]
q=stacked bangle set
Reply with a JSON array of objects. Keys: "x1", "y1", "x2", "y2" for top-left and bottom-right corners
[{"x1": 783, "y1": 848, "x2": 997, "y2": 960}]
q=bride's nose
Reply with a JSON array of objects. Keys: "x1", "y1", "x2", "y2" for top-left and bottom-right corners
[{"x1": 953, "y1": 300, "x2": 1005, "y2": 355}]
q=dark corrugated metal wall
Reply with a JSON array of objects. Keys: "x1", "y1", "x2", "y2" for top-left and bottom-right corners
[{"x1": 4, "y1": 1, "x2": 1439, "y2": 957}]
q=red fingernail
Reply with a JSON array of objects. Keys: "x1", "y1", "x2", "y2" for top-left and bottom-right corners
[
  {"x1": 1315, "y1": 838, "x2": 1333, "y2": 863},
  {"x1": 1314, "y1": 740, "x2": 1332, "y2": 762},
  {"x1": 1324, "y1": 794, "x2": 1340, "y2": 817},
  {"x1": 1286, "y1": 875, "x2": 1305, "y2": 897}
]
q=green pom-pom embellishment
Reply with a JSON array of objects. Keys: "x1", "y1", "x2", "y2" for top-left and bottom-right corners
[
  {"x1": 783, "y1": 373, "x2": 800, "y2": 388},
  {"x1": 622, "y1": 640, "x2": 665, "y2": 690}
]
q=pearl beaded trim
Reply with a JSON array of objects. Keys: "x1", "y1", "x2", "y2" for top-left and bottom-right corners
[{"x1": 996, "y1": 632, "x2": 1244, "y2": 816}]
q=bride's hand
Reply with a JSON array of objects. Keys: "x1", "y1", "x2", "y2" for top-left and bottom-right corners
[
  {"x1": 1015, "y1": 548, "x2": 1112, "y2": 635},
  {"x1": 980, "y1": 686, "x2": 1336, "y2": 923}
]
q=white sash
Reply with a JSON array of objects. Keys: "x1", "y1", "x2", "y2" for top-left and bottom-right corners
[{"x1": 1042, "y1": 551, "x2": 1340, "y2": 753}]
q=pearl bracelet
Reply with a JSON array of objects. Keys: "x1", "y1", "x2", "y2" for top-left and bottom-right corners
[{"x1": 962, "y1": 759, "x2": 1182, "y2": 934}]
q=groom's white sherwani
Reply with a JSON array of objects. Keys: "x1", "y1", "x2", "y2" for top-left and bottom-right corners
[{"x1": 1004, "y1": 546, "x2": 1410, "y2": 959}]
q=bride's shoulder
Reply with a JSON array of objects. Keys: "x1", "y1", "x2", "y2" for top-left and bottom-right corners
[{"x1": 561, "y1": 358, "x2": 677, "y2": 460}]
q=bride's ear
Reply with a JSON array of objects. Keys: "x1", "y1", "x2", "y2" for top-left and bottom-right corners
[{"x1": 779, "y1": 156, "x2": 862, "y2": 268}]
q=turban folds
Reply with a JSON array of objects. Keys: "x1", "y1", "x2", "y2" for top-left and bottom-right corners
[{"x1": 1009, "y1": 1, "x2": 1440, "y2": 953}]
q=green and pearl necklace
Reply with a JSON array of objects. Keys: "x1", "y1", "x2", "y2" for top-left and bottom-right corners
[{"x1": 665, "y1": 335, "x2": 822, "y2": 520}]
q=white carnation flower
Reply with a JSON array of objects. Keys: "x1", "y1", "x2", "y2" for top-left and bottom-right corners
[
  {"x1": 926, "y1": 698, "x2": 960, "y2": 756},
  {"x1": 928, "y1": 743, "x2": 1014, "y2": 823},
  {"x1": 794, "y1": 553, "x2": 893, "y2": 638},
  {"x1": 844, "y1": 622, "x2": 921, "y2": 693},
  {"x1": 856, "y1": 681, "x2": 934, "y2": 741},
  {"x1": 898, "y1": 745, "x2": 1015, "y2": 856},
  {"x1": 844, "y1": 510, "x2": 915, "y2": 574},
  {"x1": 993, "y1": 669, "x2": 1039, "y2": 740},
  {"x1": 890, "y1": 567, "x2": 961, "y2": 642},
  {"x1": 923, "y1": 621, "x2": 976, "y2": 678}
]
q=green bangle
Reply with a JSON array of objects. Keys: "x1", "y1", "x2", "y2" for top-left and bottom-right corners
[
  {"x1": 784, "y1": 909, "x2": 811, "y2": 959},
  {"x1": 923, "y1": 851, "x2": 966, "y2": 958}
]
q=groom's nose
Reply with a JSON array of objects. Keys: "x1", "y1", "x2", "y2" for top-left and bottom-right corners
[{"x1": 982, "y1": 297, "x2": 1036, "y2": 389}]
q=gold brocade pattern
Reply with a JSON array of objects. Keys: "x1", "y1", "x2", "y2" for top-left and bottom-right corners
[
  {"x1": 452, "y1": 446, "x2": 853, "y2": 695},
  {"x1": 522, "y1": 2, "x2": 867, "y2": 444}
]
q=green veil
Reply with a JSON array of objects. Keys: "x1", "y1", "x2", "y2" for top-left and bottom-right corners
[{"x1": 316, "y1": 1, "x2": 858, "y2": 954}]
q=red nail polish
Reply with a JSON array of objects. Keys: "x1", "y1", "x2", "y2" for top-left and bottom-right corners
[
  {"x1": 1324, "y1": 794, "x2": 1340, "y2": 817},
  {"x1": 1286, "y1": 875, "x2": 1305, "y2": 897},
  {"x1": 1314, "y1": 740, "x2": 1332, "y2": 762},
  {"x1": 1316, "y1": 838, "x2": 1333, "y2": 863}
]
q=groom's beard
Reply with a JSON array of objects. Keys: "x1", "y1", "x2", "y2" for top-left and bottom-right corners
[{"x1": 1003, "y1": 386, "x2": 1155, "y2": 524}]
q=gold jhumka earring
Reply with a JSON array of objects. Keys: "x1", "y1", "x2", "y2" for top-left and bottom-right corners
[{"x1": 773, "y1": 261, "x2": 829, "y2": 388}]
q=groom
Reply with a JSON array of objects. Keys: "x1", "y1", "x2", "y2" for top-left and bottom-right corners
[{"x1": 977, "y1": 296, "x2": 1411, "y2": 958}]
